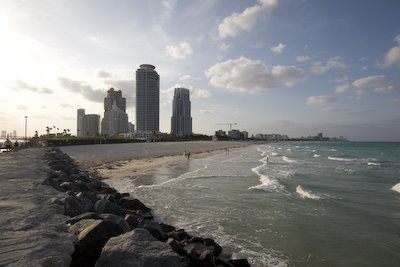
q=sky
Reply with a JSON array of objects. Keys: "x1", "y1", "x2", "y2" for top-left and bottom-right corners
[{"x1": 0, "y1": 0, "x2": 400, "y2": 141}]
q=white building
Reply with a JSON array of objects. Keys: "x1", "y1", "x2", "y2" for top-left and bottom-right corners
[
  {"x1": 171, "y1": 88, "x2": 192, "y2": 136},
  {"x1": 77, "y1": 108, "x2": 85, "y2": 137}
]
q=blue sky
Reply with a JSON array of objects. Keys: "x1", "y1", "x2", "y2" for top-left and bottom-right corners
[{"x1": 0, "y1": 0, "x2": 399, "y2": 141}]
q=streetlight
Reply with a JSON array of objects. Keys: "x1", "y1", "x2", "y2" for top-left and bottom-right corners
[{"x1": 24, "y1": 116, "x2": 28, "y2": 144}]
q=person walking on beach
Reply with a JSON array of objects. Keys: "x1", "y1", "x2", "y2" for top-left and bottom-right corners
[
  {"x1": 4, "y1": 138, "x2": 12, "y2": 151},
  {"x1": 14, "y1": 141, "x2": 19, "y2": 150}
]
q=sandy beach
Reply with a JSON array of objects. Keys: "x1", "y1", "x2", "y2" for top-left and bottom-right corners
[{"x1": 61, "y1": 141, "x2": 257, "y2": 180}]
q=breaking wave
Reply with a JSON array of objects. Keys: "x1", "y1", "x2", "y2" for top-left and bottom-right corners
[
  {"x1": 296, "y1": 185, "x2": 321, "y2": 200},
  {"x1": 367, "y1": 162, "x2": 381, "y2": 166},
  {"x1": 391, "y1": 183, "x2": 400, "y2": 193},
  {"x1": 328, "y1": 156, "x2": 355, "y2": 162},
  {"x1": 249, "y1": 165, "x2": 284, "y2": 192},
  {"x1": 313, "y1": 154, "x2": 321, "y2": 158},
  {"x1": 271, "y1": 152, "x2": 279, "y2": 156},
  {"x1": 282, "y1": 156, "x2": 297, "y2": 163}
]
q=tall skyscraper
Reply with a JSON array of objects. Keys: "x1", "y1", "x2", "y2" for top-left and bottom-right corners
[
  {"x1": 82, "y1": 114, "x2": 100, "y2": 137},
  {"x1": 171, "y1": 88, "x2": 192, "y2": 136},
  {"x1": 101, "y1": 88, "x2": 129, "y2": 136},
  {"x1": 136, "y1": 64, "x2": 159, "y2": 133},
  {"x1": 77, "y1": 109, "x2": 85, "y2": 137}
]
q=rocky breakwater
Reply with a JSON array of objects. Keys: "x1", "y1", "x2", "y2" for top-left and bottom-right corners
[{"x1": 44, "y1": 148, "x2": 250, "y2": 267}]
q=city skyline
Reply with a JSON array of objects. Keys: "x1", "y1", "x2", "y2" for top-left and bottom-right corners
[{"x1": 1, "y1": 1, "x2": 400, "y2": 141}]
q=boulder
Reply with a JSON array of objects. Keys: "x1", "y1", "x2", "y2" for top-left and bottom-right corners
[
  {"x1": 143, "y1": 222, "x2": 168, "y2": 241},
  {"x1": 228, "y1": 259, "x2": 251, "y2": 267},
  {"x1": 67, "y1": 212, "x2": 100, "y2": 225},
  {"x1": 65, "y1": 195, "x2": 85, "y2": 217},
  {"x1": 167, "y1": 238, "x2": 185, "y2": 255},
  {"x1": 94, "y1": 197, "x2": 126, "y2": 216},
  {"x1": 60, "y1": 182, "x2": 80, "y2": 192},
  {"x1": 160, "y1": 223, "x2": 176, "y2": 233},
  {"x1": 75, "y1": 180, "x2": 91, "y2": 191},
  {"x1": 168, "y1": 229, "x2": 192, "y2": 242},
  {"x1": 95, "y1": 228, "x2": 182, "y2": 267},
  {"x1": 124, "y1": 214, "x2": 140, "y2": 228},
  {"x1": 42, "y1": 177, "x2": 64, "y2": 192},
  {"x1": 76, "y1": 191, "x2": 98, "y2": 204},
  {"x1": 99, "y1": 213, "x2": 131, "y2": 233},
  {"x1": 199, "y1": 250, "x2": 215, "y2": 267},
  {"x1": 68, "y1": 219, "x2": 97, "y2": 235},
  {"x1": 183, "y1": 243, "x2": 213, "y2": 259},
  {"x1": 71, "y1": 219, "x2": 123, "y2": 266},
  {"x1": 121, "y1": 197, "x2": 151, "y2": 211}
]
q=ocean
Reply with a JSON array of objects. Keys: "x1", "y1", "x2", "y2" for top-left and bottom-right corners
[{"x1": 105, "y1": 141, "x2": 400, "y2": 266}]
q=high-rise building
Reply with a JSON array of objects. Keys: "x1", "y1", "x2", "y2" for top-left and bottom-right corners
[
  {"x1": 101, "y1": 88, "x2": 129, "y2": 136},
  {"x1": 77, "y1": 109, "x2": 85, "y2": 137},
  {"x1": 82, "y1": 114, "x2": 100, "y2": 137},
  {"x1": 171, "y1": 88, "x2": 192, "y2": 136},
  {"x1": 12, "y1": 130, "x2": 17, "y2": 138},
  {"x1": 1, "y1": 131, "x2": 6, "y2": 138},
  {"x1": 136, "y1": 64, "x2": 159, "y2": 133}
]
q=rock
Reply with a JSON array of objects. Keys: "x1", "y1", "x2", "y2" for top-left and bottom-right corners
[
  {"x1": 76, "y1": 191, "x2": 98, "y2": 204},
  {"x1": 75, "y1": 180, "x2": 91, "y2": 191},
  {"x1": 124, "y1": 214, "x2": 140, "y2": 228},
  {"x1": 167, "y1": 238, "x2": 185, "y2": 255},
  {"x1": 95, "y1": 228, "x2": 182, "y2": 267},
  {"x1": 71, "y1": 219, "x2": 123, "y2": 266},
  {"x1": 76, "y1": 194, "x2": 94, "y2": 212},
  {"x1": 94, "y1": 197, "x2": 126, "y2": 216},
  {"x1": 168, "y1": 229, "x2": 192, "y2": 242},
  {"x1": 189, "y1": 236, "x2": 205, "y2": 244},
  {"x1": 99, "y1": 213, "x2": 131, "y2": 233},
  {"x1": 121, "y1": 197, "x2": 151, "y2": 211},
  {"x1": 160, "y1": 223, "x2": 176, "y2": 233},
  {"x1": 67, "y1": 212, "x2": 100, "y2": 225},
  {"x1": 42, "y1": 177, "x2": 64, "y2": 192},
  {"x1": 68, "y1": 219, "x2": 97, "y2": 235},
  {"x1": 199, "y1": 250, "x2": 215, "y2": 267},
  {"x1": 228, "y1": 259, "x2": 251, "y2": 267},
  {"x1": 183, "y1": 243, "x2": 213, "y2": 259},
  {"x1": 202, "y1": 238, "x2": 222, "y2": 257},
  {"x1": 65, "y1": 195, "x2": 84, "y2": 217},
  {"x1": 143, "y1": 222, "x2": 168, "y2": 241},
  {"x1": 60, "y1": 182, "x2": 80, "y2": 192}
]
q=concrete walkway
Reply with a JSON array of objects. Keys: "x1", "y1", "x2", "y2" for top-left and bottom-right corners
[{"x1": 0, "y1": 148, "x2": 74, "y2": 266}]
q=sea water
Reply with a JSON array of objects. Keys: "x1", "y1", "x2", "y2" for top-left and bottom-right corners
[{"x1": 105, "y1": 141, "x2": 400, "y2": 266}]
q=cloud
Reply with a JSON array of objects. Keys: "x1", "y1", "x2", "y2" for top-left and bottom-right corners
[
  {"x1": 166, "y1": 42, "x2": 193, "y2": 59},
  {"x1": 296, "y1": 55, "x2": 310, "y2": 62},
  {"x1": 310, "y1": 57, "x2": 347, "y2": 75},
  {"x1": 97, "y1": 69, "x2": 112, "y2": 78},
  {"x1": 377, "y1": 34, "x2": 400, "y2": 68},
  {"x1": 352, "y1": 75, "x2": 399, "y2": 94},
  {"x1": 307, "y1": 95, "x2": 337, "y2": 105},
  {"x1": 321, "y1": 107, "x2": 347, "y2": 112},
  {"x1": 386, "y1": 98, "x2": 400, "y2": 104},
  {"x1": 334, "y1": 83, "x2": 350, "y2": 93},
  {"x1": 178, "y1": 75, "x2": 192, "y2": 82},
  {"x1": 58, "y1": 77, "x2": 105, "y2": 103},
  {"x1": 219, "y1": 43, "x2": 230, "y2": 50},
  {"x1": 205, "y1": 56, "x2": 305, "y2": 92},
  {"x1": 12, "y1": 80, "x2": 54, "y2": 94},
  {"x1": 104, "y1": 79, "x2": 134, "y2": 93},
  {"x1": 60, "y1": 103, "x2": 74, "y2": 108},
  {"x1": 199, "y1": 109, "x2": 214, "y2": 114},
  {"x1": 271, "y1": 65, "x2": 306, "y2": 86},
  {"x1": 271, "y1": 43, "x2": 286, "y2": 54},
  {"x1": 17, "y1": 104, "x2": 27, "y2": 110},
  {"x1": 161, "y1": 84, "x2": 211, "y2": 105},
  {"x1": 218, "y1": 0, "x2": 278, "y2": 38}
]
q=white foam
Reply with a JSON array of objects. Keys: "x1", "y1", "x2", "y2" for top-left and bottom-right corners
[
  {"x1": 259, "y1": 156, "x2": 270, "y2": 164},
  {"x1": 249, "y1": 165, "x2": 284, "y2": 192},
  {"x1": 313, "y1": 154, "x2": 321, "y2": 158},
  {"x1": 391, "y1": 183, "x2": 400, "y2": 193},
  {"x1": 271, "y1": 152, "x2": 279, "y2": 156},
  {"x1": 328, "y1": 156, "x2": 355, "y2": 162},
  {"x1": 312, "y1": 149, "x2": 316, "y2": 152},
  {"x1": 282, "y1": 156, "x2": 297, "y2": 163},
  {"x1": 331, "y1": 148, "x2": 337, "y2": 151},
  {"x1": 286, "y1": 148, "x2": 291, "y2": 151},
  {"x1": 296, "y1": 185, "x2": 320, "y2": 200},
  {"x1": 295, "y1": 146, "x2": 299, "y2": 148},
  {"x1": 367, "y1": 162, "x2": 381, "y2": 166}
]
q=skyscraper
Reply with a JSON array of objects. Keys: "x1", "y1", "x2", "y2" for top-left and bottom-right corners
[
  {"x1": 82, "y1": 114, "x2": 100, "y2": 137},
  {"x1": 77, "y1": 109, "x2": 85, "y2": 137},
  {"x1": 101, "y1": 88, "x2": 129, "y2": 136},
  {"x1": 136, "y1": 64, "x2": 159, "y2": 133},
  {"x1": 171, "y1": 88, "x2": 192, "y2": 136}
]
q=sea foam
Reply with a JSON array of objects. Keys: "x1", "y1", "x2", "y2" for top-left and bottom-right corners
[
  {"x1": 328, "y1": 156, "x2": 355, "y2": 162},
  {"x1": 313, "y1": 154, "x2": 321, "y2": 158},
  {"x1": 367, "y1": 162, "x2": 381, "y2": 166},
  {"x1": 282, "y1": 156, "x2": 297, "y2": 163},
  {"x1": 391, "y1": 183, "x2": 400, "y2": 193},
  {"x1": 271, "y1": 152, "x2": 279, "y2": 156},
  {"x1": 296, "y1": 185, "x2": 320, "y2": 200},
  {"x1": 249, "y1": 165, "x2": 283, "y2": 192}
]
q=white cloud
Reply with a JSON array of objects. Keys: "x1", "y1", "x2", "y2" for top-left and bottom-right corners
[
  {"x1": 377, "y1": 34, "x2": 400, "y2": 68},
  {"x1": 271, "y1": 65, "x2": 306, "y2": 86},
  {"x1": 218, "y1": 0, "x2": 278, "y2": 38},
  {"x1": 334, "y1": 83, "x2": 350, "y2": 93},
  {"x1": 205, "y1": 56, "x2": 305, "y2": 92},
  {"x1": 310, "y1": 57, "x2": 347, "y2": 75},
  {"x1": 352, "y1": 75, "x2": 398, "y2": 93},
  {"x1": 97, "y1": 69, "x2": 112, "y2": 78},
  {"x1": 60, "y1": 103, "x2": 74, "y2": 108},
  {"x1": 178, "y1": 75, "x2": 192, "y2": 82},
  {"x1": 17, "y1": 104, "x2": 27, "y2": 110},
  {"x1": 12, "y1": 80, "x2": 54, "y2": 94},
  {"x1": 321, "y1": 106, "x2": 347, "y2": 112},
  {"x1": 307, "y1": 95, "x2": 337, "y2": 105},
  {"x1": 271, "y1": 43, "x2": 286, "y2": 54},
  {"x1": 219, "y1": 43, "x2": 231, "y2": 50},
  {"x1": 58, "y1": 77, "x2": 105, "y2": 103},
  {"x1": 386, "y1": 98, "x2": 400, "y2": 104},
  {"x1": 296, "y1": 55, "x2": 310, "y2": 62},
  {"x1": 166, "y1": 42, "x2": 193, "y2": 59},
  {"x1": 161, "y1": 84, "x2": 211, "y2": 105}
]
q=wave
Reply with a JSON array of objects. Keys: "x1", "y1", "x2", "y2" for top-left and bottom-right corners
[
  {"x1": 286, "y1": 148, "x2": 291, "y2": 151},
  {"x1": 312, "y1": 150, "x2": 316, "y2": 152},
  {"x1": 313, "y1": 154, "x2": 321, "y2": 158},
  {"x1": 259, "y1": 156, "x2": 270, "y2": 164},
  {"x1": 282, "y1": 156, "x2": 297, "y2": 163},
  {"x1": 249, "y1": 165, "x2": 284, "y2": 192},
  {"x1": 331, "y1": 149, "x2": 337, "y2": 151},
  {"x1": 271, "y1": 152, "x2": 279, "y2": 156},
  {"x1": 328, "y1": 156, "x2": 355, "y2": 162},
  {"x1": 367, "y1": 162, "x2": 381, "y2": 166},
  {"x1": 391, "y1": 183, "x2": 400, "y2": 193},
  {"x1": 296, "y1": 185, "x2": 320, "y2": 200}
]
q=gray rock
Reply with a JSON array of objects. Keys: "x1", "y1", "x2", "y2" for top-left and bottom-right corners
[
  {"x1": 94, "y1": 197, "x2": 125, "y2": 216},
  {"x1": 99, "y1": 213, "x2": 131, "y2": 233},
  {"x1": 66, "y1": 212, "x2": 100, "y2": 225},
  {"x1": 95, "y1": 228, "x2": 183, "y2": 267},
  {"x1": 167, "y1": 238, "x2": 185, "y2": 255},
  {"x1": 64, "y1": 195, "x2": 84, "y2": 217},
  {"x1": 168, "y1": 229, "x2": 192, "y2": 242},
  {"x1": 68, "y1": 219, "x2": 97, "y2": 235},
  {"x1": 60, "y1": 181, "x2": 80, "y2": 192},
  {"x1": 199, "y1": 250, "x2": 215, "y2": 267},
  {"x1": 183, "y1": 243, "x2": 214, "y2": 259},
  {"x1": 121, "y1": 197, "x2": 151, "y2": 211},
  {"x1": 42, "y1": 177, "x2": 64, "y2": 192},
  {"x1": 143, "y1": 221, "x2": 168, "y2": 241},
  {"x1": 160, "y1": 223, "x2": 176, "y2": 233},
  {"x1": 124, "y1": 214, "x2": 140, "y2": 228},
  {"x1": 76, "y1": 191, "x2": 98, "y2": 204},
  {"x1": 228, "y1": 259, "x2": 251, "y2": 267}
]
